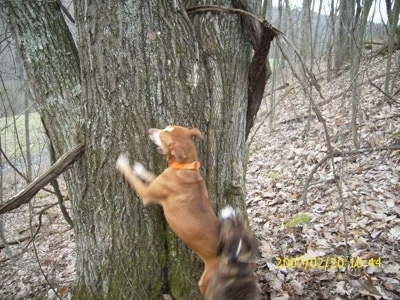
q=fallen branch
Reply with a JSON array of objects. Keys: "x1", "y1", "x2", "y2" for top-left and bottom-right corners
[
  {"x1": 0, "y1": 235, "x2": 31, "y2": 250},
  {"x1": 368, "y1": 78, "x2": 399, "y2": 104},
  {"x1": 301, "y1": 145, "x2": 400, "y2": 205},
  {"x1": 0, "y1": 144, "x2": 84, "y2": 214}
]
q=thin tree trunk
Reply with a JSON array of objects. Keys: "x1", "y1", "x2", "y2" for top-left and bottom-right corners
[
  {"x1": 350, "y1": 0, "x2": 373, "y2": 148},
  {"x1": 300, "y1": 0, "x2": 311, "y2": 65},
  {"x1": 312, "y1": 0, "x2": 322, "y2": 59},
  {"x1": 327, "y1": 0, "x2": 336, "y2": 82},
  {"x1": 385, "y1": 0, "x2": 400, "y2": 100},
  {"x1": 335, "y1": 0, "x2": 355, "y2": 69},
  {"x1": 0, "y1": 135, "x2": 15, "y2": 263},
  {"x1": 24, "y1": 83, "x2": 32, "y2": 182},
  {"x1": 268, "y1": 0, "x2": 284, "y2": 129}
]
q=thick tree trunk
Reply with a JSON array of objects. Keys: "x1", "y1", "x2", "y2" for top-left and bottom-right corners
[
  {"x1": 73, "y1": 1, "x2": 214, "y2": 298},
  {"x1": 188, "y1": 3, "x2": 251, "y2": 216},
  {"x1": 2, "y1": 0, "x2": 254, "y2": 298}
]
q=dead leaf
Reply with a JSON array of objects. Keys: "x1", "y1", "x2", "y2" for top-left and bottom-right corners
[
  {"x1": 336, "y1": 281, "x2": 350, "y2": 296},
  {"x1": 290, "y1": 280, "x2": 303, "y2": 295},
  {"x1": 389, "y1": 226, "x2": 400, "y2": 240}
]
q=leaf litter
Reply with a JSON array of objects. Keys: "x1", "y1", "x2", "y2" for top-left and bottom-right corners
[
  {"x1": 247, "y1": 52, "x2": 400, "y2": 299},
  {"x1": 0, "y1": 52, "x2": 399, "y2": 299}
]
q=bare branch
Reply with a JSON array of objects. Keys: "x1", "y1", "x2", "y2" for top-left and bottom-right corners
[
  {"x1": 301, "y1": 145, "x2": 400, "y2": 204},
  {"x1": 186, "y1": 4, "x2": 282, "y2": 35},
  {"x1": 0, "y1": 234, "x2": 31, "y2": 250},
  {"x1": 56, "y1": 0, "x2": 75, "y2": 24},
  {"x1": 0, "y1": 144, "x2": 84, "y2": 214},
  {"x1": 368, "y1": 78, "x2": 399, "y2": 104}
]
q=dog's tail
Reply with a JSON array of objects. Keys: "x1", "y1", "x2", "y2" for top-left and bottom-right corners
[
  {"x1": 217, "y1": 206, "x2": 258, "y2": 263},
  {"x1": 221, "y1": 205, "x2": 236, "y2": 220}
]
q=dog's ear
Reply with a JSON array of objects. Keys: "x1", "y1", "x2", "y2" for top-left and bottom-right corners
[
  {"x1": 170, "y1": 142, "x2": 186, "y2": 162},
  {"x1": 188, "y1": 127, "x2": 204, "y2": 140}
]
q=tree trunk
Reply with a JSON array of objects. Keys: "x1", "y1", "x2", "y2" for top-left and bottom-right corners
[
  {"x1": 0, "y1": 135, "x2": 15, "y2": 263},
  {"x1": 327, "y1": 0, "x2": 336, "y2": 82},
  {"x1": 350, "y1": 0, "x2": 373, "y2": 148},
  {"x1": 384, "y1": 0, "x2": 400, "y2": 100},
  {"x1": 2, "y1": 0, "x2": 259, "y2": 298},
  {"x1": 300, "y1": 0, "x2": 311, "y2": 65},
  {"x1": 335, "y1": 0, "x2": 355, "y2": 69}
]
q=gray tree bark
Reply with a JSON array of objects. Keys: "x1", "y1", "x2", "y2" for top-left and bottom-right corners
[
  {"x1": 1, "y1": 0, "x2": 267, "y2": 298},
  {"x1": 350, "y1": 0, "x2": 373, "y2": 148},
  {"x1": 335, "y1": 0, "x2": 355, "y2": 69}
]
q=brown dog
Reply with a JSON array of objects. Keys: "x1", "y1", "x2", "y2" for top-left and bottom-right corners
[
  {"x1": 205, "y1": 206, "x2": 260, "y2": 300},
  {"x1": 116, "y1": 125, "x2": 221, "y2": 295}
]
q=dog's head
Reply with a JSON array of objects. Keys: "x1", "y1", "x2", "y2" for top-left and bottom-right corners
[
  {"x1": 148, "y1": 125, "x2": 204, "y2": 163},
  {"x1": 216, "y1": 206, "x2": 258, "y2": 265}
]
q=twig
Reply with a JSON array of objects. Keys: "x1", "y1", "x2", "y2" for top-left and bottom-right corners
[
  {"x1": 247, "y1": 86, "x2": 294, "y2": 148},
  {"x1": 26, "y1": 202, "x2": 58, "y2": 247},
  {"x1": 29, "y1": 204, "x2": 62, "y2": 300},
  {"x1": 301, "y1": 145, "x2": 400, "y2": 203},
  {"x1": 275, "y1": 33, "x2": 349, "y2": 260},
  {"x1": 0, "y1": 144, "x2": 28, "y2": 180},
  {"x1": 264, "y1": 82, "x2": 290, "y2": 97},
  {"x1": 0, "y1": 145, "x2": 55, "y2": 195},
  {"x1": 0, "y1": 144, "x2": 84, "y2": 214},
  {"x1": 48, "y1": 141, "x2": 74, "y2": 227},
  {"x1": 368, "y1": 78, "x2": 399, "y2": 104},
  {"x1": 56, "y1": 0, "x2": 75, "y2": 24},
  {"x1": 186, "y1": 5, "x2": 282, "y2": 35},
  {"x1": 0, "y1": 216, "x2": 15, "y2": 263},
  {"x1": 0, "y1": 235, "x2": 31, "y2": 250}
]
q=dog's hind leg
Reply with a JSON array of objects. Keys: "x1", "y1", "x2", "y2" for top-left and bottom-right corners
[{"x1": 199, "y1": 261, "x2": 220, "y2": 296}]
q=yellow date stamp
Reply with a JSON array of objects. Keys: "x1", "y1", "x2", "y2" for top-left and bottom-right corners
[{"x1": 275, "y1": 256, "x2": 382, "y2": 270}]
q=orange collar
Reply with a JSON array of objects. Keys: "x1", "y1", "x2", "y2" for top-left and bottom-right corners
[{"x1": 169, "y1": 161, "x2": 201, "y2": 170}]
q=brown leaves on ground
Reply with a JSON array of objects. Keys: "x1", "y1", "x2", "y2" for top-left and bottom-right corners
[
  {"x1": 0, "y1": 53, "x2": 399, "y2": 299},
  {"x1": 247, "y1": 54, "x2": 400, "y2": 299},
  {"x1": 0, "y1": 182, "x2": 75, "y2": 299}
]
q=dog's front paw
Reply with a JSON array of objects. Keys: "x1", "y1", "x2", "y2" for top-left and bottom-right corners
[
  {"x1": 133, "y1": 162, "x2": 146, "y2": 177},
  {"x1": 116, "y1": 154, "x2": 130, "y2": 171}
]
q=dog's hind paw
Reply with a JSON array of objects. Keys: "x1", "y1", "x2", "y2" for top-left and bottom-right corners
[
  {"x1": 133, "y1": 162, "x2": 146, "y2": 176},
  {"x1": 116, "y1": 154, "x2": 130, "y2": 171}
]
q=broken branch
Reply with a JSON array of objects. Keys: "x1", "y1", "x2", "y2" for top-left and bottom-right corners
[
  {"x1": 0, "y1": 144, "x2": 84, "y2": 214},
  {"x1": 301, "y1": 145, "x2": 400, "y2": 205}
]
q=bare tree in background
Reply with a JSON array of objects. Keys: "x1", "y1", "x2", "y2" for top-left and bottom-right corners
[
  {"x1": 327, "y1": 0, "x2": 337, "y2": 82},
  {"x1": 350, "y1": 0, "x2": 374, "y2": 148},
  {"x1": 300, "y1": 0, "x2": 312, "y2": 65},
  {"x1": 384, "y1": 0, "x2": 400, "y2": 101},
  {"x1": 335, "y1": 0, "x2": 356, "y2": 69}
]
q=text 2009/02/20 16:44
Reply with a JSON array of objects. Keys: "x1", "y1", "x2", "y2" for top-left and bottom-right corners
[{"x1": 275, "y1": 256, "x2": 383, "y2": 270}]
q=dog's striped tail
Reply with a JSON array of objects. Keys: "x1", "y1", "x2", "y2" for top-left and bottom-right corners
[{"x1": 220, "y1": 205, "x2": 236, "y2": 220}]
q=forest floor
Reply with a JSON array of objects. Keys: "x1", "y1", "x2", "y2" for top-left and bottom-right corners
[{"x1": 1, "y1": 51, "x2": 399, "y2": 299}]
